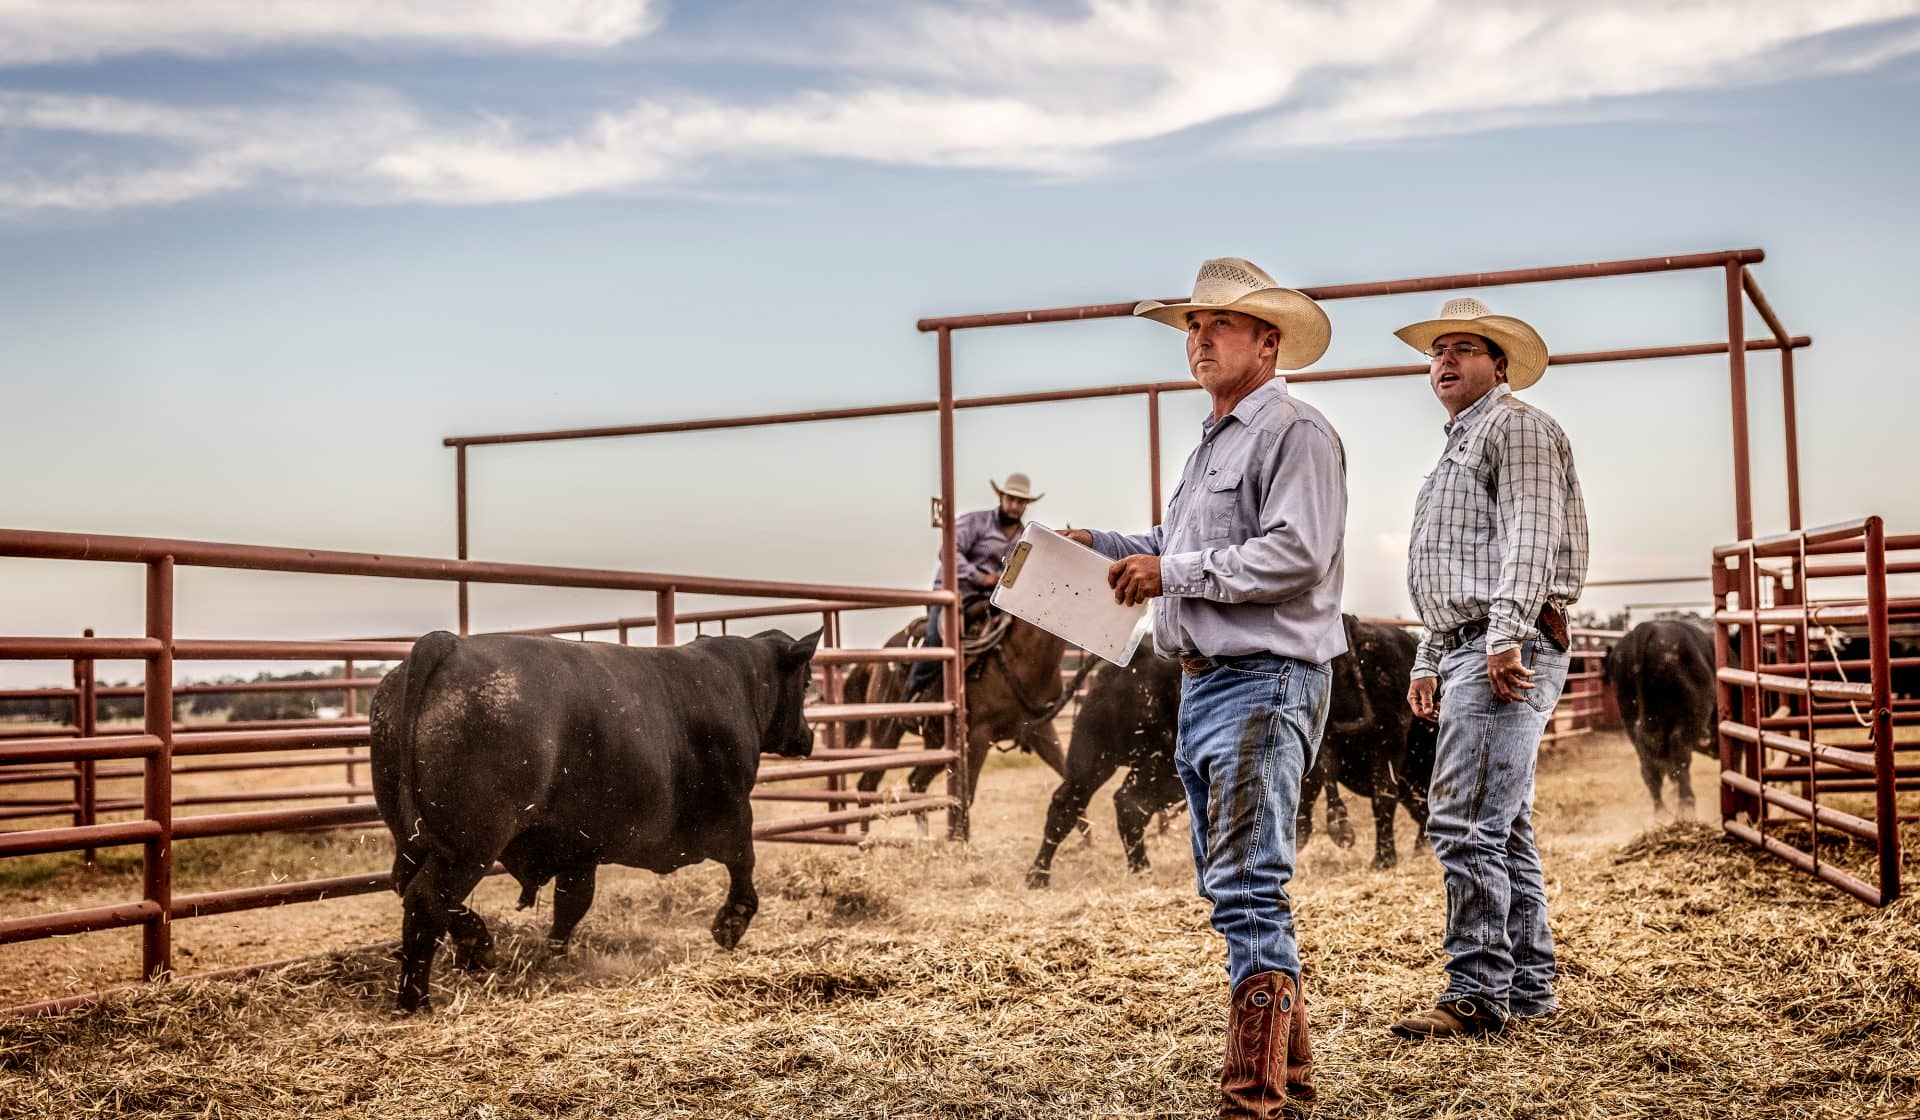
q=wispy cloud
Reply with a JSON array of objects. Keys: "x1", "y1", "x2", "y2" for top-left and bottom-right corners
[
  {"x1": 2, "y1": 0, "x2": 1917, "y2": 212},
  {"x1": 0, "y1": 0, "x2": 662, "y2": 65}
]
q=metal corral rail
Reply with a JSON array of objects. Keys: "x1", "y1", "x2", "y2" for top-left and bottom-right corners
[
  {"x1": 0, "y1": 527, "x2": 965, "y2": 1015},
  {"x1": 1713, "y1": 516, "x2": 1920, "y2": 905}
]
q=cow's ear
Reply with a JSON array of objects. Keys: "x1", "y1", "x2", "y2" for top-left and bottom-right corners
[{"x1": 788, "y1": 628, "x2": 823, "y2": 663}]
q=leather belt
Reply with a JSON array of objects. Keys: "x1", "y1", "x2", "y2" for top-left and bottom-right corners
[
  {"x1": 1438, "y1": 602, "x2": 1570, "y2": 652},
  {"x1": 1179, "y1": 654, "x2": 1215, "y2": 676}
]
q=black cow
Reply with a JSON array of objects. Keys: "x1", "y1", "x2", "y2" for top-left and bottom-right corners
[
  {"x1": 1300, "y1": 616, "x2": 1437, "y2": 866},
  {"x1": 369, "y1": 627, "x2": 821, "y2": 1012},
  {"x1": 1026, "y1": 615, "x2": 1435, "y2": 887},
  {"x1": 1604, "y1": 618, "x2": 1715, "y2": 818}
]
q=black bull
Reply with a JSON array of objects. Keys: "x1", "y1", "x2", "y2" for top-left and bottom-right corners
[
  {"x1": 370, "y1": 628, "x2": 820, "y2": 1012},
  {"x1": 1026, "y1": 616, "x2": 1437, "y2": 887}
]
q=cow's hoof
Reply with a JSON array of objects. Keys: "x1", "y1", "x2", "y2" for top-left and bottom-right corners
[
  {"x1": 546, "y1": 937, "x2": 571, "y2": 956},
  {"x1": 711, "y1": 910, "x2": 752, "y2": 950},
  {"x1": 1024, "y1": 867, "x2": 1051, "y2": 890},
  {"x1": 1330, "y1": 822, "x2": 1358, "y2": 849},
  {"x1": 395, "y1": 992, "x2": 431, "y2": 1015},
  {"x1": 1126, "y1": 858, "x2": 1151, "y2": 875},
  {"x1": 1370, "y1": 854, "x2": 1397, "y2": 871},
  {"x1": 449, "y1": 944, "x2": 493, "y2": 972}
]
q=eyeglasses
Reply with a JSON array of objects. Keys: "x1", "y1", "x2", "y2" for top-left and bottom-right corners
[{"x1": 1426, "y1": 342, "x2": 1491, "y2": 361}]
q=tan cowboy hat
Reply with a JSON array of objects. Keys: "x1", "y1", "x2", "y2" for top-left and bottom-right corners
[
  {"x1": 1133, "y1": 257, "x2": 1331, "y2": 370},
  {"x1": 990, "y1": 473, "x2": 1044, "y2": 501},
  {"x1": 1394, "y1": 297, "x2": 1550, "y2": 391}
]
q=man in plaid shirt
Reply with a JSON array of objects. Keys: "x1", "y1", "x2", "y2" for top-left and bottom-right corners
[{"x1": 1392, "y1": 297, "x2": 1588, "y2": 1039}]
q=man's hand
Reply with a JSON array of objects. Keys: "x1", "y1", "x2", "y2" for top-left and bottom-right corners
[
  {"x1": 1487, "y1": 647, "x2": 1536, "y2": 704},
  {"x1": 1107, "y1": 555, "x2": 1162, "y2": 606},
  {"x1": 977, "y1": 572, "x2": 1000, "y2": 590},
  {"x1": 1060, "y1": 528, "x2": 1094, "y2": 547},
  {"x1": 1407, "y1": 676, "x2": 1438, "y2": 722}
]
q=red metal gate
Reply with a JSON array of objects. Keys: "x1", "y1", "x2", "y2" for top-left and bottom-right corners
[{"x1": 1713, "y1": 517, "x2": 1919, "y2": 904}]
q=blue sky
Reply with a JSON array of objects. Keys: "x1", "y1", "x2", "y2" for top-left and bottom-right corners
[{"x1": 3, "y1": 1, "x2": 1919, "y2": 684}]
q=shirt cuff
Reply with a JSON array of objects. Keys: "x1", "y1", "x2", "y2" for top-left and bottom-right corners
[
  {"x1": 1159, "y1": 552, "x2": 1207, "y2": 597},
  {"x1": 1487, "y1": 601, "x2": 1534, "y2": 654}
]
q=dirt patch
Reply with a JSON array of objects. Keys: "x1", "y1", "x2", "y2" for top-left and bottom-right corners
[{"x1": 1, "y1": 733, "x2": 1916, "y2": 1118}]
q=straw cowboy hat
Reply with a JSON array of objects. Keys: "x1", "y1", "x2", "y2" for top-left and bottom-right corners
[
  {"x1": 991, "y1": 473, "x2": 1044, "y2": 501},
  {"x1": 1394, "y1": 297, "x2": 1550, "y2": 391},
  {"x1": 1133, "y1": 257, "x2": 1331, "y2": 370}
]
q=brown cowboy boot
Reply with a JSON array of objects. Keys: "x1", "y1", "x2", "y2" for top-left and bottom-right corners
[
  {"x1": 1286, "y1": 985, "x2": 1315, "y2": 1104},
  {"x1": 1220, "y1": 971, "x2": 1296, "y2": 1119}
]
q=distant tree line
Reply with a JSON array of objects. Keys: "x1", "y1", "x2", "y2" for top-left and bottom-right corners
[{"x1": 0, "y1": 666, "x2": 391, "y2": 725}]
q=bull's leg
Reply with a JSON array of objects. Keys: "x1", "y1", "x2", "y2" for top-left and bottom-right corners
[
  {"x1": 447, "y1": 904, "x2": 494, "y2": 972},
  {"x1": 1370, "y1": 776, "x2": 1400, "y2": 870},
  {"x1": 711, "y1": 848, "x2": 758, "y2": 951},
  {"x1": 547, "y1": 861, "x2": 599, "y2": 953},
  {"x1": 397, "y1": 853, "x2": 490, "y2": 1013},
  {"x1": 1397, "y1": 772, "x2": 1432, "y2": 847},
  {"x1": 1635, "y1": 742, "x2": 1668, "y2": 814},
  {"x1": 1297, "y1": 750, "x2": 1325, "y2": 848},
  {"x1": 1026, "y1": 753, "x2": 1119, "y2": 889},
  {"x1": 1667, "y1": 740, "x2": 1697, "y2": 821},
  {"x1": 1112, "y1": 770, "x2": 1162, "y2": 876},
  {"x1": 1323, "y1": 771, "x2": 1356, "y2": 849}
]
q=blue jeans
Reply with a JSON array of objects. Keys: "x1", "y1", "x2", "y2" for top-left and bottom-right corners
[
  {"x1": 1175, "y1": 652, "x2": 1331, "y2": 988},
  {"x1": 904, "y1": 606, "x2": 944, "y2": 696},
  {"x1": 1427, "y1": 633, "x2": 1570, "y2": 1019}
]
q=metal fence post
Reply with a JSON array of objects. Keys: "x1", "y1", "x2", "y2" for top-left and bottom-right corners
[
  {"x1": 143, "y1": 558, "x2": 175, "y2": 980},
  {"x1": 1864, "y1": 518, "x2": 1898, "y2": 902},
  {"x1": 76, "y1": 628, "x2": 98, "y2": 865}
]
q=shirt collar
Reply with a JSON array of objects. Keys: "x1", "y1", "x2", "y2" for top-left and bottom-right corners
[
  {"x1": 1202, "y1": 377, "x2": 1288, "y2": 437},
  {"x1": 1443, "y1": 383, "x2": 1510, "y2": 437}
]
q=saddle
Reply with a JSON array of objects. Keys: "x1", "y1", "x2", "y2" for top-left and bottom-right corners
[{"x1": 905, "y1": 594, "x2": 1013, "y2": 674}]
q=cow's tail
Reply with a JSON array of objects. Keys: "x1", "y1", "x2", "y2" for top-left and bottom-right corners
[{"x1": 388, "y1": 630, "x2": 460, "y2": 897}]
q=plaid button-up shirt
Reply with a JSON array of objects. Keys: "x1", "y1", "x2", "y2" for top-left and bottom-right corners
[{"x1": 1407, "y1": 384, "x2": 1588, "y2": 678}]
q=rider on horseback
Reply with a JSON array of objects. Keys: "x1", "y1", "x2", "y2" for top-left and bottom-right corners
[{"x1": 902, "y1": 473, "x2": 1042, "y2": 698}]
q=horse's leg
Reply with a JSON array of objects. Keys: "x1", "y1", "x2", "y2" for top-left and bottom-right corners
[{"x1": 1026, "y1": 720, "x2": 1068, "y2": 779}]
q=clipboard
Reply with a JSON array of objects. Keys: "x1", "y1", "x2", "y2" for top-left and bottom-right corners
[{"x1": 990, "y1": 523, "x2": 1149, "y2": 666}]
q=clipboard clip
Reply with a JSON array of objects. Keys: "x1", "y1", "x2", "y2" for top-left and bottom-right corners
[{"x1": 1002, "y1": 541, "x2": 1032, "y2": 588}]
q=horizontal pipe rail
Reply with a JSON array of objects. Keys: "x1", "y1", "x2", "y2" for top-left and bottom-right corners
[
  {"x1": 752, "y1": 795, "x2": 953, "y2": 837},
  {"x1": 1720, "y1": 771, "x2": 1880, "y2": 842},
  {"x1": 0, "y1": 528, "x2": 947, "y2": 608},
  {"x1": 171, "y1": 803, "x2": 380, "y2": 839},
  {"x1": 0, "y1": 734, "x2": 163, "y2": 766},
  {"x1": 0, "y1": 819, "x2": 163, "y2": 858},
  {"x1": 1719, "y1": 721, "x2": 1877, "y2": 773},
  {"x1": 1723, "y1": 821, "x2": 1881, "y2": 905},
  {"x1": 758, "y1": 749, "x2": 957, "y2": 783},
  {"x1": 1716, "y1": 667, "x2": 1872, "y2": 701},
  {"x1": 444, "y1": 336, "x2": 1807, "y2": 449},
  {"x1": 0, "y1": 637, "x2": 162, "y2": 660},
  {"x1": 172, "y1": 872, "x2": 391, "y2": 920},
  {"x1": 917, "y1": 248, "x2": 1766, "y2": 331},
  {"x1": 0, "y1": 900, "x2": 165, "y2": 947}
]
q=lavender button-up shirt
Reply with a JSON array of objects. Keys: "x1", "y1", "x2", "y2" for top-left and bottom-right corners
[{"x1": 1087, "y1": 378, "x2": 1349, "y2": 664}]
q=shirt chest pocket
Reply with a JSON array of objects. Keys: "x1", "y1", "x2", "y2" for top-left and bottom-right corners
[
  {"x1": 1199, "y1": 468, "x2": 1244, "y2": 544},
  {"x1": 1439, "y1": 438, "x2": 1496, "y2": 540}
]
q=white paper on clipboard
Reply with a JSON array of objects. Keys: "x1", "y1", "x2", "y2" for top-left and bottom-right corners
[{"x1": 990, "y1": 523, "x2": 1149, "y2": 666}]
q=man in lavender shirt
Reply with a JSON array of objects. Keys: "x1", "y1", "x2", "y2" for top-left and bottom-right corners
[{"x1": 1063, "y1": 257, "x2": 1347, "y2": 1118}]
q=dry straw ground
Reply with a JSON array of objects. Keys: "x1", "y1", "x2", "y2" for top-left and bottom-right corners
[{"x1": 1, "y1": 731, "x2": 1917, "y2": 1119}]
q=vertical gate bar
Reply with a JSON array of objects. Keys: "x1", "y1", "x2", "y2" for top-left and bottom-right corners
[
  {"x1": 1796, "y1": 538, "x2": 1819, "y2": 867},
  {"x1": 343, "y1": 658, "x2": 357, "y2": 804},
  {"x1": 656, "y1": 588, "x2": 677, "y2": 646},
  {"x1": 1724, "y1": 261, "x2": 1755, "y2": 543},
  {"x1": 1864, "y1": 517, "x2": 1898, "y2": 902},
  {"x1": 938, "y1": 326, "x2": 970, "y2": 842},
  {"x1": 821, "y1": 610, "x2": 846, "y2": 834},
  {"x1": 1713, "y1": 557, "x2": 1738, "y2": 824},
  {"x1": 1147, "y1": 389, "x2": 1163, "y2": 526},
  {"x1": 1780, "y1": 345, "x2": 1803, "y2": 531},
  {"x1": 143, "y1": 558, "x2": 174, "y2": 981},
  {"x1": 456, "y1": 445, "x2": 471, "y2": 635},
  {"x1": 1743, "y1": 546, "x2": 1766, "y2": 839},
  {"x1": 618, "y1": 623, "x2": 630, "y2": 645},
  {"x1": 76, "y1": 630, "x2": 98, "y2": 865}
]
